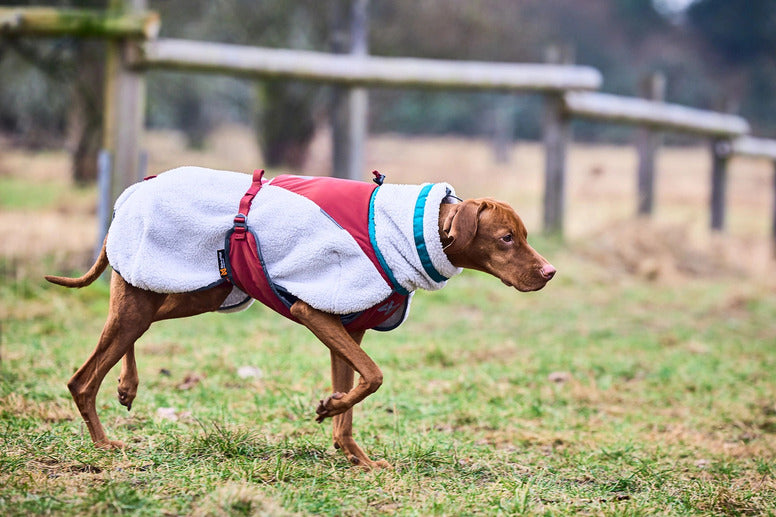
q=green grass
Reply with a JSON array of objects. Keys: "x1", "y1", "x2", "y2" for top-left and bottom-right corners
[
  {"x1": 0, "y1": 177, "x2": 62, "y2": 209},
  {"x1": 0, "y1": 176, "x2": 95, "y2": 210},
  {"x1": 2, "y1": 245, "x2": 776, "y2": 515}
]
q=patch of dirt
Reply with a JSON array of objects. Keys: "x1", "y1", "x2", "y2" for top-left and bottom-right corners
[{"x1": 575, "y1": 218, "x2": 775, "y2": 282}]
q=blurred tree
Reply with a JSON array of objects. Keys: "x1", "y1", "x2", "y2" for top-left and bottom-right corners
[
  {"x1": 151, "y1": 0, "x2": 328, "y2": 167},
  {"x1": 0, "y1": 0, "x2": 107, "y2": 183},
  {"x1": 687, "y1": 0, "x2": 776, "y2": 61},
  {"x1": 3, "y1": 0, "x2": 776, "y2": 162},
  {"x1": 688, "y1": 0, "x2": 776, "y2": 134},
  {"x1": 255, "y1": 80, "x2": 317, "y2": 169},
  {"x1": 0, "y1": 41, "x2": 70, "y2": 147},
  {"x1": 68, "y1": 40, "x2": 104, "y2": 183},
  {"x1": 369, "y1": 0, "x2": 543, "y2": 138},
  {"x1": 614, "y1": 0, "x2": 668, "y2": 39}
]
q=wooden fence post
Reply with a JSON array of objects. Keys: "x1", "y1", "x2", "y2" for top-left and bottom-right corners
[
  {"x1": 636, "y1": 72, "x2": 665, "y2": 215},
  {"x1": 330, "y1": 0, "x2": 368, "y2": 180},
  {"x1": 330, "y1": 1, "x2": 348, "y2": 179},
  {"x1": 543, "y1": 94, "x2": 569, "y2": 234},
  {"x1": 710, "y1": 138, "x2": 731, "y2": 231},
  {"x1": 729, "y1": 137, "x2": 776, "y2": 258},
  {"x1": 348, "y1": 0, "x2": 368, "y2": 180},
  {"x1": 492, "y1": 94, "x2": 514, "y2": 164},
  {"x1": 99, "y1": 0, "x2": 146, "y2": 248},
  {"x1": 542, "y1": 44, "x2": 573, "y2": 235}
]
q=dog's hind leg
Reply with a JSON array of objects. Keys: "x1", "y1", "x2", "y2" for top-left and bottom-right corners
[
  {"x1": 68, "y1": 273, "x2": 165, "y2": 449},
  {"x1": 330, "y1": 330, "x2": 391, "y2": 469},
  {"x1": 113, "y1": 283, "x2": 231, "y2": 416}
]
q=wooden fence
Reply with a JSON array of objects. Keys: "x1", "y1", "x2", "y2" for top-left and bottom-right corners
[{"x1": 2, "y1": 3, "x2": 775, "y2": 252}]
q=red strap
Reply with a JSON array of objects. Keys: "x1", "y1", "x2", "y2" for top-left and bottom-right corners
[
  {"x1": 239, "y1": 169, "x2": 265, "y2": 215},
  {"x1": 234, "y1": 169, "x2": 265, "y2": 241}
]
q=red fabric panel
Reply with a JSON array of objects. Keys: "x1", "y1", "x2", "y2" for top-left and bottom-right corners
[
  {"x1": 228, "y1": 230, "x2": 298, "y2": 323},
  {"x1": 269, "y1": 175, "x2": 389, "y2": 287}
]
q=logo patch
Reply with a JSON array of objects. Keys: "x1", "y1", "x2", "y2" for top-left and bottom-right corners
[
  {"x1": 377, "y1": 300, "x2": 397, "y2": 313},
  {"x1": 217, "y1": 249, "x2": 228, "y2": 278}
]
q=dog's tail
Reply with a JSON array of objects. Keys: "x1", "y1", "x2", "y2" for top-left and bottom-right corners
[{"x1": 45, "y1": 236, "x2": 109, "y2": 288}]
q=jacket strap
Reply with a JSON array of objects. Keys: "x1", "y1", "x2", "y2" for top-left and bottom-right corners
[{"x1": 233, "y1": 169, "x2": 265, "y2": 240}]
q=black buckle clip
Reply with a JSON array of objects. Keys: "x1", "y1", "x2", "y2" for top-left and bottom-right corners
[{"x1": 233, "y1": 213, "x2": 248, "y2": 240}]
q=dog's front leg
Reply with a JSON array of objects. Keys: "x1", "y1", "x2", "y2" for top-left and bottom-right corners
[
  {"x1": 329, "y1": 331, "x2": 391, "y2": 469},
  {"x1": 289, "y1": 301, "x2": 383, "y2": 422}
]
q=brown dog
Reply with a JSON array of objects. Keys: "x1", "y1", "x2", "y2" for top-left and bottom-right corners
[{"x1": 46, "y1": 176, "x2": 554, "y2": 469}]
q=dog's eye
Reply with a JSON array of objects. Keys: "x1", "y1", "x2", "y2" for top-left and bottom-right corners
[{"x1": 501, "y1": 234, "x2": 513, "y2": 243}]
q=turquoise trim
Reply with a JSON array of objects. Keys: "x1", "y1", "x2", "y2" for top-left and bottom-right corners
[
  {"x1": 369, "y1": 188, "x2": 409, "y2": 296},
  {"x1": 413, "y1": 184, "x2": 448, "y2": 283}
]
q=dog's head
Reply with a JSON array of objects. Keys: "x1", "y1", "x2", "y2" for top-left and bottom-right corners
[{"x1": 440, "y1": 199, "x2": 555, "y2": 292}]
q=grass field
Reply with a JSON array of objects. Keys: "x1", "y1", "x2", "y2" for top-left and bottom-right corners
[{"x1": 2, "y1": 128, "x2": 775, "y2": 515}]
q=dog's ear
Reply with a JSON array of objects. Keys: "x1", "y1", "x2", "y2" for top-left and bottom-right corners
[{"x1": 441, "y1": 200, "x2": 482, "y2": 255}]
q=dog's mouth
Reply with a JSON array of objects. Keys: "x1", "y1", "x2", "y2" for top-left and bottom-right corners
[
  {"x1": 501, "y1": 278, "x2": 537, "y2": 291},
  {"x1": 500, "y1": 276, "x2": 552, "y2": 292}
]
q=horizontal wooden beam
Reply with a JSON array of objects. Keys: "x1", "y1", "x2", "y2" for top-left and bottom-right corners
[
  {"x1": 138, "y1": 38, "x2": 603, "y2": 92},
  {"x1": 564, "y1": 91, "x2": 750, "y2": 137},
  {"x1": 730, "y1": 136, "x2": 776, "y2": 160},
  {"x1": 0, "y1": 7, "x2": 159, "y2": 39}
]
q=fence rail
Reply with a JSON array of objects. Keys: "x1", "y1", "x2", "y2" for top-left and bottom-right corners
[
  {"x1": 0, "y1": 7, "x2": 159, "y2": 39},
  {"x1": 730, "y1": 136, "x2": 776, "y2": 160},
  {"x1": 563, "y1": 91, "x2": 750, "y2": 137},
  {"x1": 552, "y1": 89, "x2": 765, "y2": 235},
  {"x1": 138, "y1": 38, "x2": 603, "y2": 92}
]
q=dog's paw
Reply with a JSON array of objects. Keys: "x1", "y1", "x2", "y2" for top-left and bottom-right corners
[
  {"x1": 315, "y1": 392, "x2": 345, "y2": 422},
  {"x1": 95, "y1": 439, "x2": 126, "y2": 450},
  {"x1": 117, "y1": 377, "x2": 137, "y2": 411},
  {"x1": 117, "y1": 387, "x2": 136, "y2": 411},
  {"x1": 344, "y1": 452, "x2": 392, "y2": 470},
  {"x1": 334, "y1": 435, "x2": 391, "y2": 469},
  {"x1": 117, "y1": 392, "x2": 133, "y2": 411},
  {"x1": 349, "y1": 457, "x2": 392, "y2": 470}
]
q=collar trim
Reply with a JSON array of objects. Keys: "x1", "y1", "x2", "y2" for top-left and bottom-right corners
[
  {"x1": 413, "y1": 184, "x2": 449, "y2": 283},
  {"x1": 369, "y1": 188, "x2": 410, "y2": 295}
]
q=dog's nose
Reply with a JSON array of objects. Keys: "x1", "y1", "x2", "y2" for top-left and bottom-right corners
[{"x1": 540, "y1": 264, "x2": 556, "y2": 280}]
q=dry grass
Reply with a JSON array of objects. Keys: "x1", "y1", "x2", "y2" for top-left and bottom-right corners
[{"x1": 2, "y1": 125, "x2": 773, "y2": 281}]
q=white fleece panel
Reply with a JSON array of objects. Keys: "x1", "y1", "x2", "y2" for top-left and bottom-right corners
[
  {"x1": 107, "y1": 166, "x2": 251, "y2": 293},
  {"x1": 106, "y1": 167, "x2": 459, "y2": 319},
  {"x1": 372, "y1": 183, "x2": 462, "y2": 292},
  {"x1": 249, "y1": 185, "x2": 390, "y2": 314}
]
